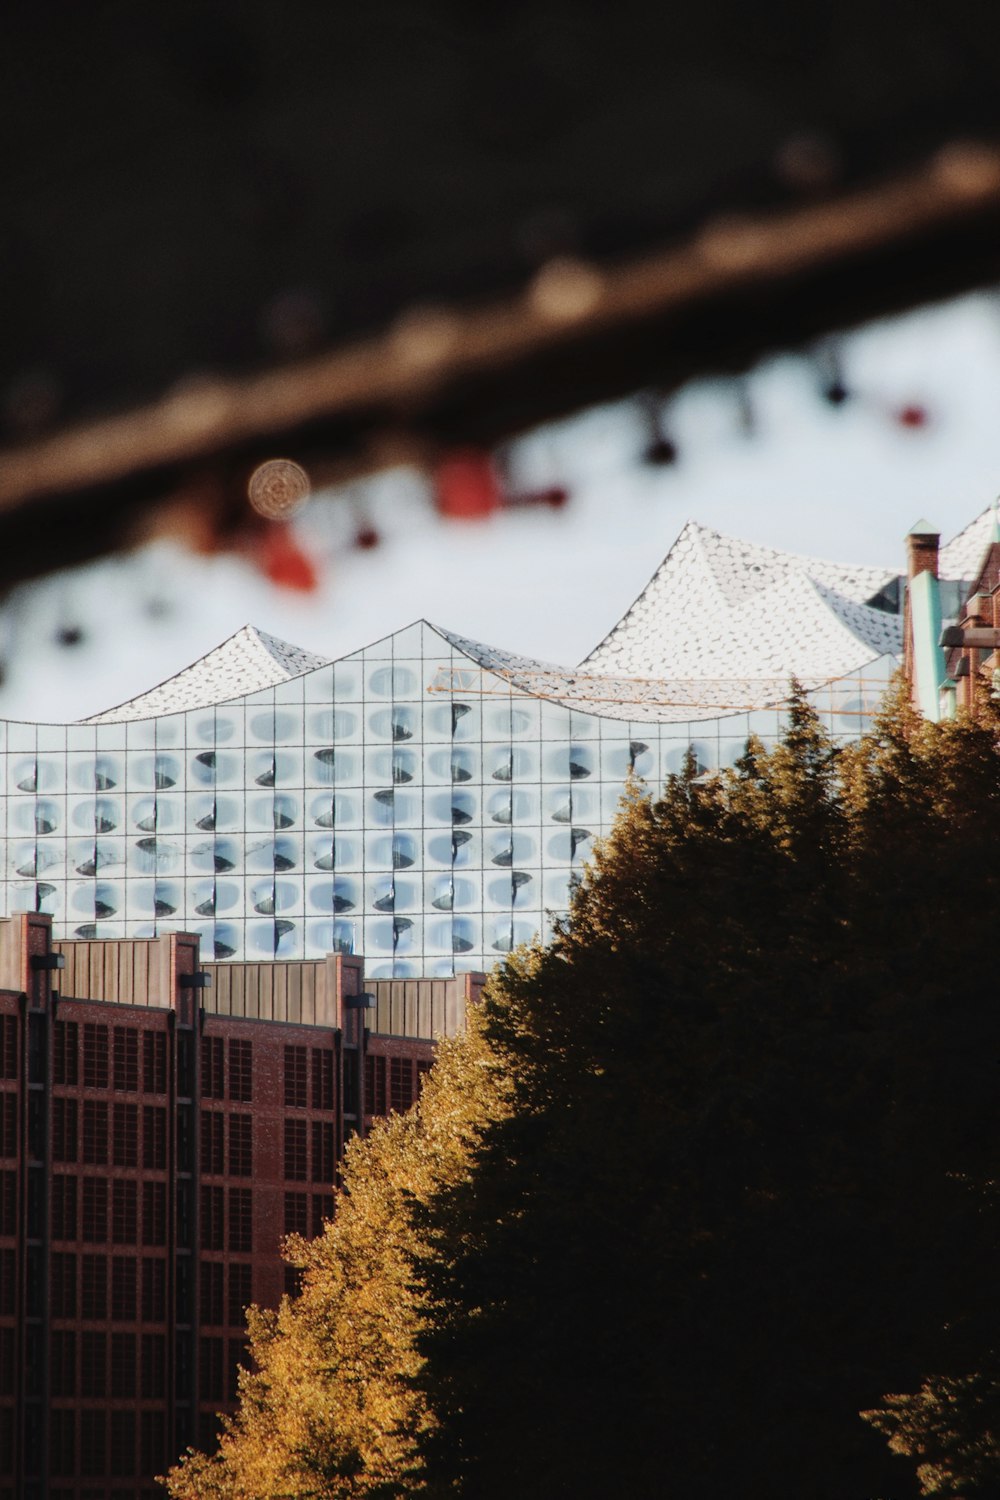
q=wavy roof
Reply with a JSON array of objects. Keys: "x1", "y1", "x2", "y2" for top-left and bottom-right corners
[
  {"x1": 84, "y1": 625, "x2": 329, "y2": 724},
  {"x1": 582, "y1": 522, "x2": 901, "y2": 682},
  {"x1": 79, "y1": 520, "x2": 942, "y2": 727}
]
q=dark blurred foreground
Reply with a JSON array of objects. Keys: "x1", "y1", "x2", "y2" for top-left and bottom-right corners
[{"x1": 4, "y1": 1, "x2": 1000, "y2": 582}]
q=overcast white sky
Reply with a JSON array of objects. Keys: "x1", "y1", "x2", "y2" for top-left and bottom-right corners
[{"x1": 6, "y1": 289, "x2": 1000, "y2": 723}]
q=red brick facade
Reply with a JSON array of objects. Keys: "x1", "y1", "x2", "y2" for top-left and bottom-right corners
[{"x1": 0, "y1": 915, "x2": 466, "y2": 1499}]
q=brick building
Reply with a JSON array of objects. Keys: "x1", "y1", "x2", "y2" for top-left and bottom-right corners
[{"x1": 0, "y1": 912, "x2": 479, "y2": 1499}]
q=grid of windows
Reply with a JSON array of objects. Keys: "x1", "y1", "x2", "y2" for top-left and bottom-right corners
[
  {"x1": 229, "y1": 1188, "x2": 253, "y2": 1253},
  {"x1": 365, "y1": 1054, "x2": 387, "y2": 1115},
  {"x1": 51, "y1": 1251, "x2": 76, "y2": 1317},
  {"x1": 81, "y1": 1331, "x2": 106, "y2": 1397},
  {"x1": 143, "y1": 1032, "x2": 167, "y2": 1094},
  {"x1": 81, "y1": 1254, "x2": 107, "y2": 1320},
  {"x1": 50, "y1": 1408, "x2": 75, "y2": 1476},
  {"x1": 53, "y1": 1020, "x2": 78, "y2": 1084},
  {"x1": 111, "y1": 1257, "x2": 136, "y2": 1321},
  {"x1": 284, "y1": 1045, "x2": 308, "y2": 1107},
  {"x1": 142, "y1": 1180, "x2": 167, "y2": 1246},
  {"x1": 202, "y1": 1037, "x2": 224, "y2": 1099},
  {"x1": 201, "y1": 1262, "x2": 224, "y2": 1326},
  {"x1": 229, "y1": 1114, "x2": 253, "y2": 1176},
  {"x1": 0, "y1": 1174, "x2": 14, "y2": 1237},
  {"x1": 113, "y1": 1102, "x2": 138, "y2": 1166},
  {"x1": 112, "y1": 1180, "x2": 138, "y2": 1244},
  {"x1": 228, "y1": 1264, "x2": 253, "y2": 1328},
  {"x1": 110, "y1": 1332, "x2": 135, "y2": 1396},
  {"x1": 52, "y1": 1097, "x2": 77, "y2": 1162},
  {"x1": 141, "y1": 1333, "x2": 166, "y2": 1398},
  {"x1": 82, "y1": 1024, "x2": 108, "y2": 1089},
  {"x1": 229, "y1": 1040, "x2": 253, "y2": 1102},
  {"x1": 82, "y1": 1178, "x2": 107, "y2": 1242},
  {"x1": 52, "y1": 1174, "x2": 77, "y2": 1239},
  {"x1": 143, "y1": 1104, "x2": 166, "y2": 1169},
  {"x1": 311, "y1": 1121, "x2": 335, "y2": 1184},
  {"x1": 141, "y1": 1258, "x2": 165, "y2": 1322},
  {"x1": 201, "y1": 1111, "x2": 224, "y2": 1174},
  {"x1": 284, "y1": 1191, "x2": 308, "y2": 1235},
  {"x1": 82, "y1": 1100, "x2": 108, "y2": 1164},
  {"x1": 312, "y1": 1048, "x2": 335, "y2": 1111},
  {"x1": 0, "y1": 1019, "x2": 16, "y2": 1081},
  {"x1": 284, "y1": 1119, "x2": 307, "y2": 1181},
  {"x1": 201, "y1": 1186, "x2": 224, "y2": 1251},
  {"x1": 113, "y1": 1026, "x2": 138, "y2": 1091},
  {"x1": 51, "y1": 1330, "x2": 76, "y2": 1397},
  {"x1": 389, "y1": 1057, "x2": 415, "y2": 1113},
  {"x1": 0, "y1": 1095, "x2": 14, "y2": 1159}
]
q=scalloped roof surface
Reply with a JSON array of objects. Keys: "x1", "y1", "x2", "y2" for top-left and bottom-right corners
[
  {"x1": 81, "y1": 517, "x2": 992, "y2": 728},
  {"x1": 939, "y1": 508, "x2": 998, "y2": 582},
  {"x1": 84, "y1": 625, "x2": 329, "y2": 724},
  {"x1": 581, "y1": 522, "x2": 903, "y2": 682}
]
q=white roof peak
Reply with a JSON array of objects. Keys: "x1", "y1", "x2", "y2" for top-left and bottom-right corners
[{"x1": 83, "y1": 623, "x2": 329, "y2": 724}]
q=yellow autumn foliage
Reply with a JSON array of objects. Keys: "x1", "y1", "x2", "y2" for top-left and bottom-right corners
[{"x1": 164, "y1": 1004, "x2": 510, "y2": 1499}]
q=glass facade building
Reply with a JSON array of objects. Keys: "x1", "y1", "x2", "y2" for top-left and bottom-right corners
[{"x1": 0, "y1": 618, "x2": 897, "y2": 977}]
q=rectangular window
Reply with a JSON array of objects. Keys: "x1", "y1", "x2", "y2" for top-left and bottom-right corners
[
  {"x1": 141, "y1": 1258, "x2": 165, "y2": 1323},
  {"x1": 113, "y1": 1102, "x2": 138, "y2": 1167},
  {"x1": 113, "y1": 1026, "x2": 138, "y2": 1091},
  {"x1": 112, "y1": 1180, "x2": 138, "y2": 1244},
  {"x1": 141, "y1": 1332, "x2": 165, "y2": 1399},
  {"x1": 82, "y1": 1178, "x2": 108, "y2": 1243},
  {"x1": 110, "y1": 1408, "x2": 135, "y2": 1476},
  {"x1": 284, "y1": 1192, "x2": 308, "y2": 1236},
  {"x1": 228, "y1": 1263, "x2": 252, "y2": 1328},
  {"x1": 140, "y1": 1410, "x2": 165, "y2": 1479},
  {"x1": 81, "y1": 1254, "x2": 107, "y2": 1319},
  {"x1": 229, "y1": 1038, "x2": 253, "y2": 1102},
  {"x1": 110, "y1": 1331, "x2": 136, "y2": 1397},
  {"x1": 200, "y1": 1262, "x2": 224, "y2": 1325},
  {"x1": 201, "y1": 1036, "x2": 224, "y2": 1099},
  {"x1": 50, "y1": 1407, "x2": 75, "y2": 1476},
  {"x1": 80, "y1": 1409, "x2": 106, "y2": 1477},
  {"x1": 0, "y1": 1016, "x2": 16, "y2": 1080},
  {"x1": 142, "y1": 1105, "x2": 166, "y2": 1170},
  {"x1": 311, "y1": 1121, "x2": 335, "y2": 1185},
  {"x1": 365, "y1": 1054, "x2": 387, "y2": 1116},
  {"x1": 82, "y1": 1022, "x2": 109, "y2": 1089},
  {"x1": 52, "y1": 1097, "x2": 78, "y2": 1163},
  {"x1": 228, "y1": 1188, "x2": 252, "y2": 1254},
  {"x1": 312, "y1": 1048, "x2": 335, "y2": 1111},
  {"x1": 199, "y1": 1337, "x2": 224, "y2": 1402},
  {"x1": 284, "y1": 1119, "x2": 307, "y2": 1181},
  {"x1": 80, "y1": 1331, "x2": 106, "y2": 1397},
  {"x1": 50, "y1": 1251, "x2": 76, "y2": 1318},
  {"x1": 284, "y1": 1045, "x2": 307, "y2": 1107},
  {"x1": 0, "y1": 1092, "x2": 15, "y2": 1157},
  {"x1": 143, "y1": 1031, "x2": 167, "y2": 1094},
  {"x1": 417, "y1": 1059, "x2": 433, "y2": 1093},
  {"x1": 53, "y1": 1019, "x2": 78, "y2": 1085},
  {"x1": 229, "y1": 1115, "x2": 253, "y2": 1177},
  {"x1": 82, "y1": 1100, "x2": 108, "y2": 1165},
  {"x1": 51, "y1": 1330, "x2": 76, "y2": 1397},
  {"x1": 312, "y1": 1194, "x2": 335, "y2": 1238},
  {"x1": 0, "y1": 1172, "x2": 15, "y2": 1237},
  {"x1": 284, "y1": 1264, "x2": 304, "y2": 1299},
  {"x1": 389, "y1": 1057, "x2": 414, "y2": 1113},
  {"x1": 201, "y1": 1185, "x2": 224, "y2": 1251},
  {"x1": 52, "y1": 1175, "x2": 78, "y2": 1240},
  {"x1": 111, "y1": 1256, "x2": 136, "y2": 1322},
  {"x1": 142, "y1": 1180, "x2": 167, "y2": 1247},
  {"x1": 200, "y1": 1111, "x2": 224, "y2": 1175}
]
